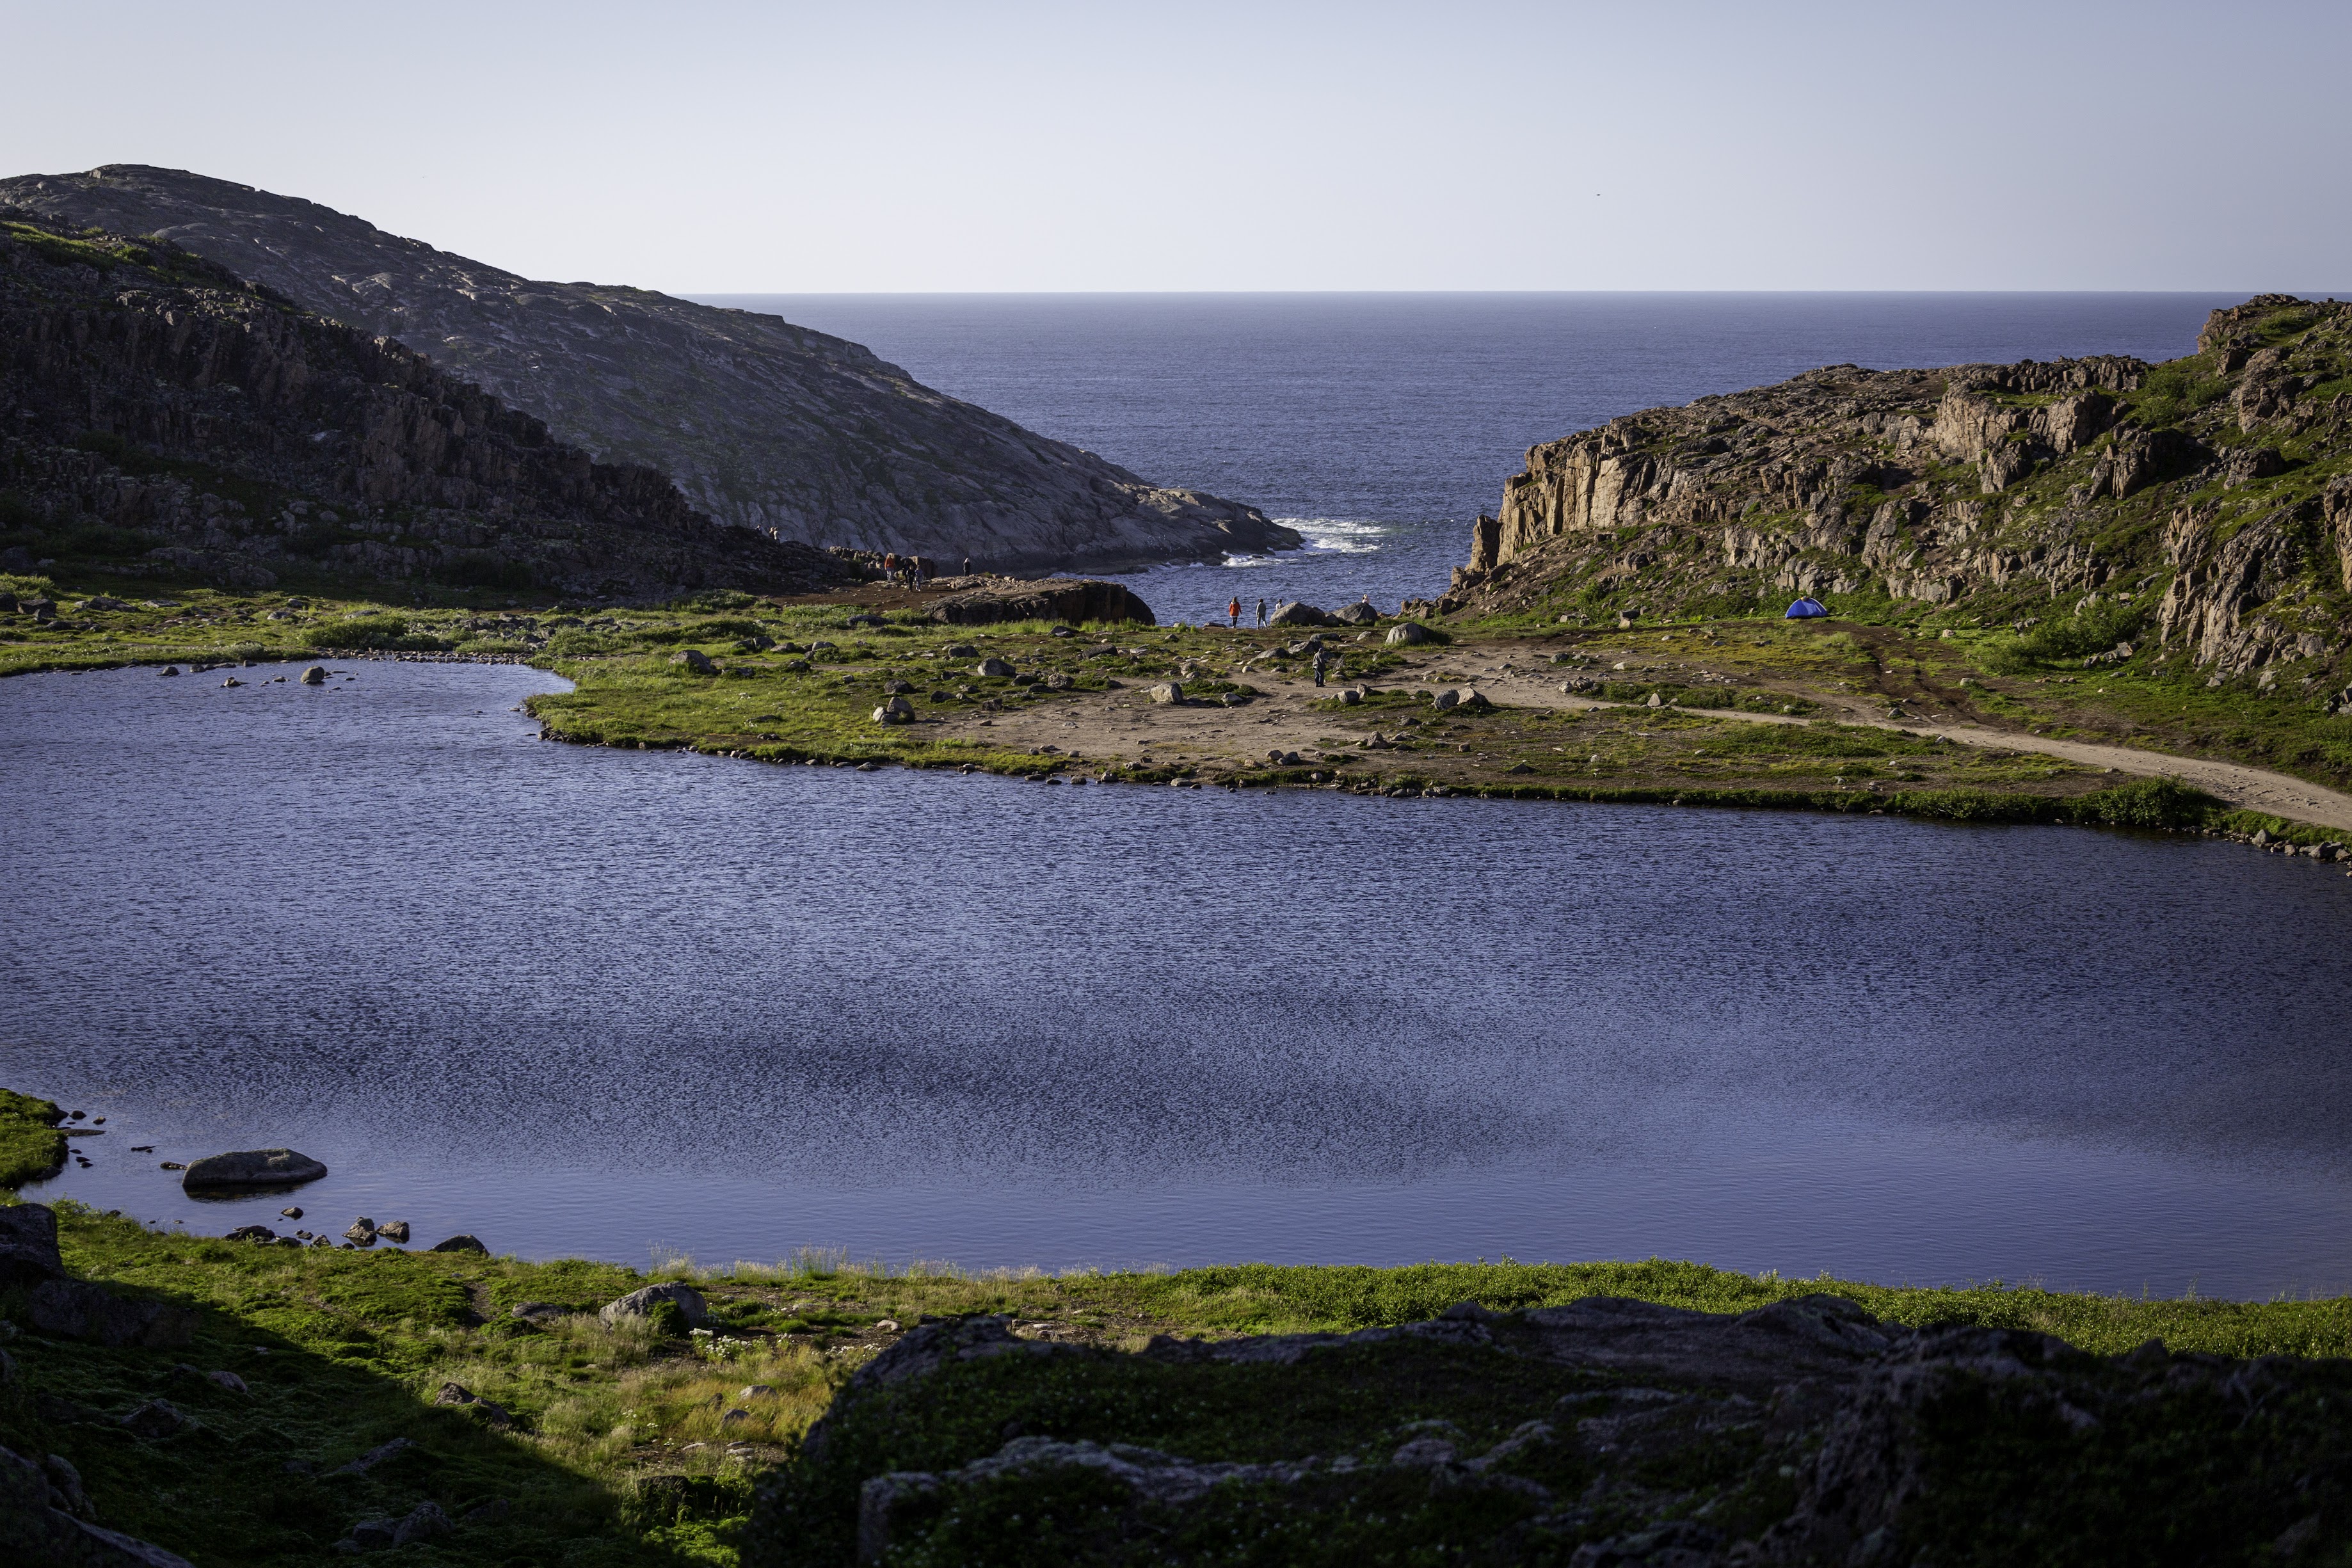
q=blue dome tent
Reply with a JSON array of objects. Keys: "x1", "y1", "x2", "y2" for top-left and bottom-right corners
[{"x1": 1784, "y1": 597, "x2": 1829, "y2": 619}]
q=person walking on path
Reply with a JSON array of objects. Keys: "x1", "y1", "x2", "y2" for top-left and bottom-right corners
[
  {"x1": 1228, "y1": 596, "x2": 1241, "y2": 628},
  {"x1": 1255, "y1": 598, "x2": 1267, "y2": 627},
  {"x1": 1311, "y1": 648, "x2": 1329, "y2": 687}
]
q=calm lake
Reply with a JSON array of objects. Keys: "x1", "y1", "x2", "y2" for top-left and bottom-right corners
[{"x1": 8, "y1": 660, "x2": 2351, "y2": 1297}]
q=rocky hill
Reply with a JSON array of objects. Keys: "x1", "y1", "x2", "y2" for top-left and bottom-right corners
[
  {"x1": 0, "y1": 165, "x2": 1297, "y2": 572},
  {"x1": 0, "y1": 218, "x2": 858, "y2": 600},
  {"x1": 1444, "y1": 294, "x2": 2352, "y2": 701}
]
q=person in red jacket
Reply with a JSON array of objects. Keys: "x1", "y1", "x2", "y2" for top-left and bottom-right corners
[{"x1": 1228, "y1": 596, "x2": 1240, "y2": 628}]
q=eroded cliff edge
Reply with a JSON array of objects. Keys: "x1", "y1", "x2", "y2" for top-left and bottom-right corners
[
  {"x1": 0, "y1": 165, "x2": 1299, "y2": 573},
  {"x1": 0, "y1": 219, "x2": 856, "y2": 601},
  {"x1": 1446, "y1": 295, "x2": 2352, "y2": 700}
]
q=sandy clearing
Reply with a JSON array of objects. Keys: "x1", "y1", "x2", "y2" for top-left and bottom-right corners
[{"x1": 932, "y1": 644, "x2": 2352, "y2": 834}]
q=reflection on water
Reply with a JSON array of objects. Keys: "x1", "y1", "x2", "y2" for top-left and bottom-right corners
[{"x1": 5, "y1": 661, "x2": 2351, "y2": 1297}]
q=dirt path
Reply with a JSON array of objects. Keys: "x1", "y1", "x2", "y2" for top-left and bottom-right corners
[{"x1": 940, "y1": 639, "x2": 2352, "y2": 833}]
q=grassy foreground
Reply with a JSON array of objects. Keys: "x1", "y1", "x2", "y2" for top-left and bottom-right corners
[{"x1": 9, "y1": 1175, "x2": 2352, "y2": 1564}]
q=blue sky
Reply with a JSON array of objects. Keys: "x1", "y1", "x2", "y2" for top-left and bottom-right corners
[{"x1": 6, "y1": 0, "x2": 2347, "y2": 292}]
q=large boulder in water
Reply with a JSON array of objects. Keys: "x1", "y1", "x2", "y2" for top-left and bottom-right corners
[{"x1": 180, "y1": 1148, "x2": 328, "y2": 1191}]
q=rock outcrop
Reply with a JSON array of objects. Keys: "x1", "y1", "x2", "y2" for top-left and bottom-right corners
[
  {"x1": 1446, "y1": 295, "x2": 2352, "y2": 698},
  {"x1": 0, "y1": 166, "x2": 1298, "y2": 572},
  {"x1": 923, "y1": 577, "x2": 1154, "y2": 627},
  {"x1": 0, "y1": 218, "x2": 857, "y2": 600},
  {"x1": 749, "y1": 1302, "x2": 2352, "y2": 1565}
]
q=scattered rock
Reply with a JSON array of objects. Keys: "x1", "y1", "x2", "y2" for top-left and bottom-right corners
[
  {"x1": 428, "y1": 1235, "x2": 488, "y2": 1254},
  {"x1": 345, "y1": 1517, "x2": 398, "y2": 1550},
  {"x1": 1332, "y1": 602, "x2": 1380, "y2": 625},
  {"x1": 509, "y1": 1301, "x2": 566, "y2": 1319},
  {"x1": 669, "y1": 649, "x2": 718, "y2": 674},
  {"x1": 0, "y1": 1443, "x2": 194, "y2": 1567},
  {"x1": 881, "y1": 678, "x2": 913, "y2": 694},
  {"x1": 377, "y1": 1220, "x2": 409, "y2": 1244},
  {"x1": 0, "y1": 1203, "x2": 65, "y2": 1285},
  {"x1": 1432, "y1": 688, "x2": 1460, "y2": 711},
  {"x1": 975, "y1": 657, "x2": 1014, "y2": 678},
  {"x1": 1148, "y1": 682, "x2": 1184, "y2": 705},
  {"x1": 945, "y1": 644, "x2": 979, "y2": 657},
  {"x1": 871, "y1": 697, "x2": 914, "y2": 724},
  {"x1": 329, "y1": 1436, "x2": 415, "y2": 1476},
  {"x1": 1044, "y1": 672, "x2": 1074, "y2": 689},
  {"x1": 1385, "y1": 622, "x2": 1432, "y2": 645},
  {"x1": 179, "y1": 1148, "x2": 328, "y2": 1190},
  {"x1": 300, "y1": 666, "x2": 327, "y2": 685},
  {"x1": 159, "y1": 666, "x2": 179, "y2": 677},
  {"x1": 434, "y1": 1382, "x2": 514, "y2": 1427},
  {"x1": 741, "y1": 1384, "x2": 778, "y2": 1401},
  {"x1": 344, "y1": 1219, "x2": 377, "y2": 1243},
  {"x1": 1337, "y1": 687, "x2": 1363, "y2": 705},
  {"x1": 280, "y1": 1206, "x2": 303, "y2": 1219},
  {"x1": 118, "y1": 1399, "x2": 195, "y2": 1441},
  {"x1": 224, "y1": 1225, "x2": 277, "y2": 1244},
  {"x1": 721, "y1": 1408, "x2": 751, "y2": 1427},
  {"x1": 26, "y1": 1279, "x2": 196, "y2": 1348},
  {"x1": 1268, "y1": 600, "x2": 1331, "y2": 627},
  {"x1": 599, "y1": 1283, "x2": 710, "y2": 1331},
  {"x1": 207, "y1": 1370, "x2": 248, "y2": 1395}
]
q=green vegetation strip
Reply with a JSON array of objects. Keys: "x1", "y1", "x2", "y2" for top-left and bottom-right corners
[{"x1": 8, "y1": 1174, "x2": 2352, "y2": 1564}]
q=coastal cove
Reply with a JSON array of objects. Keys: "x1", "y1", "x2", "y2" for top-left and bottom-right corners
[{"x1": 6, "y1": 659, "x2": 2352, "y2": 1299}]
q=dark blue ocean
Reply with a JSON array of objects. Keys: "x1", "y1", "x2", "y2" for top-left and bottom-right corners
[{"x1": 698, "y1": 292, "x2": 2241, "y2": 617}]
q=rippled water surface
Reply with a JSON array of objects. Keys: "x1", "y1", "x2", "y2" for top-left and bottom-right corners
[{"x1": 8, "y1": 662, "x2": 2351, "y2": 1296}]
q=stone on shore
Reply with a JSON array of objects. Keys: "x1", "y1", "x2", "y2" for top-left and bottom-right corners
[
  {"x1": 179, "y1": 1149, "x2": 327, "y2": 1190},
  {"x1": 1332, "y1": 602, "x2": 1379, "y2": 625},
  {"x1": 1149, "y1": 682, "x2": 1184, "y2": 705},
  {"x1": 1386, "y1": 622, "x2": 1432, "y2": 645},
  {"x1": 600, "y1": 1283, "x2": 711, "y2": 1331},
  {"x1": 1268, "y1": 601, "x2": 1331, "y2": 627},
  {"x1": 429, "y1": 1234, "x2": 489, "y2": 1254}
]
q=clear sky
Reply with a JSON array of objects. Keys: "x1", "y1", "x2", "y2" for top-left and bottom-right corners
[{"x1": 5, "y1": 0, "x2": 2346, "y2": 293}]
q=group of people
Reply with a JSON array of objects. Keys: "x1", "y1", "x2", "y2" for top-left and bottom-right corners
[{"x1": 878, "y1": 551, "x2": 948, "y2": 589}]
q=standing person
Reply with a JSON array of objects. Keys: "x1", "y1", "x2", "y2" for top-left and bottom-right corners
[
  {"x1": 1228, "y1": 596, "x2": 1240, "y2": 628},
  {"x1": 1255, "y1": 598, "x2": 1267, "y2": 627},
  {"x1": 1311, "y1": 648, "x2": 1329, "y2": 687},
  {"x1": 962, "y1": 556, "x2": 972, "y2": 578}
]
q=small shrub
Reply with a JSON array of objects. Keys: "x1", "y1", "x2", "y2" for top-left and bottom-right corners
[{"x1": 305, "y1": 614, "x2": 410, "y2": 650}]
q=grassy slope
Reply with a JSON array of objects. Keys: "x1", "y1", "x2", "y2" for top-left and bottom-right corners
[
  {"x1": 8, "y1": 1194, "x2": 2352, "y2": 1565},
  {"x1": 0, "y1": 1088, "x2": 67, "y2": 1189}
]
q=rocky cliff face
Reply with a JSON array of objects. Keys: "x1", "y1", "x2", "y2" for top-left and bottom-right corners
[
  {"x1": 1448, "y1": 294, "x2": 2352, "y2": 694},
  {"x1": 0, "y1": 219, "x2": 858, "y2": 600},
  {"x1": 0, "y1": 166, "x2": 1297, "y2": 573}
]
